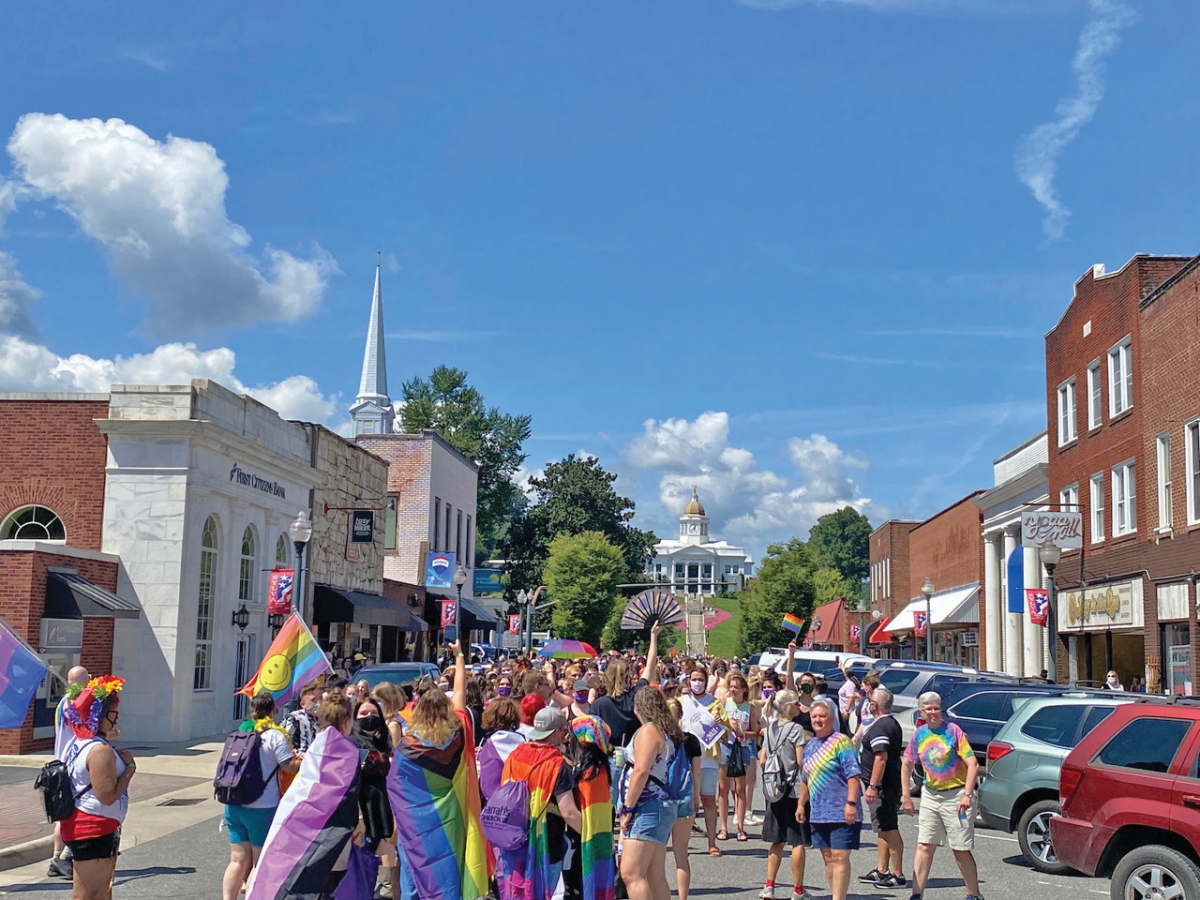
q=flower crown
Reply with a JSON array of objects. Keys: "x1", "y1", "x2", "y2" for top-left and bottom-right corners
[{"x1": 63, "y1": 676, "x2": 125, "y2": 736}]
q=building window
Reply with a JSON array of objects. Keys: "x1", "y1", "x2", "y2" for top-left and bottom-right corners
[
  {"x1": 456, "y1": 510, "x2": 463, "y2": 561},
  {"x1": 1060, "y1": 483, "x2": 1079, "y2": 513},
  {"x1": 239, "y1": 526, "x2": 256, "y2": 604},
  {"x1": 1087, "y1": 360, "x2": 1102, "y2": 429},
  {"x1": 1186, "y1": 419, "x2": 1200, "y2": 525},
  {"x1": 1157, "y1": 432, "x2": 1172, "y2": 530},
  {"x1": 384, "y1": 496, "x2": 398, "y2": 550},
  {"x1": 1108, "y1": 336, "x2": 1132, "y2": 417},
  {"x1": 675, "y1": 564, "x2": 684, "y2": 578},
  {"x1": 433, "y1": 499, "x2": 441, "y2": 551},
  {"x1": 0, "y1": 504, "x2": 66, "y2": 541},
  {"x1": 444, "y1": 504, "x2": 452, "y2": 557},
  {"x1": 1057, "y1": 379, "x2": 1077, "y2": 446},
  {"x1": 1090, "y1": 473, "x2": 1105, "y2": 543},
  {"x1": 275, "y1": 533, "x2": 290, "y2": 567},
  {"x1": 195, "y1": 515, "x2": 218, "y2": 691},
  {"x1": 465, "y1": 515, "x2": 472, "y2": 565},
  {"x1": 655, "y1": 563, "x2": 663, "y2": 574},
  {"x1": 1112, "y1": 460, "x2": 1137, "y2": 537}
]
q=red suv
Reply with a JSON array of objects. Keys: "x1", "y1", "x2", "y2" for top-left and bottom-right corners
[{"x1": 1052, "y1": 697, "x2": 1200, "y2": 900}]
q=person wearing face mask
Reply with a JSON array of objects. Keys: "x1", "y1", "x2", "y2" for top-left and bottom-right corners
[
  {"x1": 1104, "y1": 670, "x2": 1124, "y2": 691},
  {"x1": 285, "y1": 682, "x2": 323, "y2": 754},
  {"x1": 496, "y1": 674, "x2": 515, "y2": 699},
  {"x1": 569, "y1": 678, "x2": 592, "y2": 719},
  {"x1": 351, "y1": 698, "x2": 395, "y2": 854},
  {"x1": 679, "y1": 664, "x2": 721, "y2": 856}
]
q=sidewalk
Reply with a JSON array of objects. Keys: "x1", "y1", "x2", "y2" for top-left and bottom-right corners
[{"x1": 0, "y1": 734, "x2": 228, "y2": 882}]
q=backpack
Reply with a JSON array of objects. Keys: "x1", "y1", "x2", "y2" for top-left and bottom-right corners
[
  {"x1": 213, "y1": 730, "x2": 273, "y2": 806},
  {"x1": 480, "y1": 756, "x2": 557, "y2": 850},
  {"x1": 34, "y1": 739, "x2": 99, "y2": 822},
  {"x1": 655, "y1": 738, "x2": 692, "y2": 802},
  {"x1": 762, "y1": 722, "x2": 800, "y2": 804}
]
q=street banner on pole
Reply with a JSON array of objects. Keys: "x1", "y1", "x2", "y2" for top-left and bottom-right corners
[
  {"x1": 1027, "y1": 588, "x2": 1050, "y2": 626},
  {"x1": 850, "y1": 624, "x2": 861, "y2": 642},
  {"x1": 268, "y1": 569, "x2": 294, "y2": 616},
  {"x1": 508, "y1": 615, "x2": 521, "y2": 636},
  {"x1": 440, "y1": 600, "x2": 457, "y2": 629},
  {"x1": 914, "y1": 610, "x2": 928, "y2": 638}
]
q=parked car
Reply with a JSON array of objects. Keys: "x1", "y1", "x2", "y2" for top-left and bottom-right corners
[
  {"x1": 977, "y1": 694, "x2": 1133, "y2": 874},
  {"x1": 758, "y1": 647, "x2": 872, "y2": 674},
  {"x1": 870, "y1": 660, "x2": 1017, "y2": 721},
  {"x1": 354, "y1": 662, "x2": 441, "y2": 690},
  {"x1": 1052, "y1": 696, "x2": 1200, "y2": 900}
]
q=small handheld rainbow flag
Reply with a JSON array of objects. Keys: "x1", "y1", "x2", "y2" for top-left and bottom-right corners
[
  {"x1": 238, "y1": 612, "x2": 331, "y2": 707},
  {"x1": 781, "y1": 613, "x2": 803, "y2": 634}
]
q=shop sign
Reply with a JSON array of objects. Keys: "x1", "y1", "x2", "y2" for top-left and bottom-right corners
[
  {"x1": 1021, "y1": 510, "x2": 1082, "y2": 549},
  {"x1": 40, "y1": 618, "x2": 83, "y2": 650},
  {"x1": 350, "y1": 511, "x2": 374, "y2": 543},
  {"x1": 1059, "y1": 579, "x2": 1144, "y2": 632},
  {"x1": 960, "y1": 630, "x2": 979, "y2": 647},
  {"x1": 425, "y1": 551, "x2": 456, "y2": 589},
  {"x1": 474, "y1": 569, "x2": 504, "y2": 598},
  {"x1": 229, "y1": 463, "x2": 287, "y2": 499}
]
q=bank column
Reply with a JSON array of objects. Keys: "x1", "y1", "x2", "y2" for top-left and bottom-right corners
[
  {"x1": 983, "y1": 533, "x2": 1003, "y2": 673},
  {"x1": 1003, "y1": 525, "x2": 1023, "y2": 678}
]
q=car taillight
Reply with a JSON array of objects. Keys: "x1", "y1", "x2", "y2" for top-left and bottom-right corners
[
  {"x1": 987, "y1": 741, "x2": 1013, "y2": 764},
  {"x1": 1059, "y1": 764, "x2": 1084, "y2": 810}
]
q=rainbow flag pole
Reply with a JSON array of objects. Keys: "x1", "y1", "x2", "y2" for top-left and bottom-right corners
[
  {"x1": 781, "y1": 613, "x2": 803, "y2": 635},
  {"x1": 238, "y1": 612, "x2": 331, "y2": 707}
]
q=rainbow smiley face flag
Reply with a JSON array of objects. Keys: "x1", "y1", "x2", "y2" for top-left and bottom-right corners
[{"x1": 239, "y1": 612, "x2": 331, "y2": 708}]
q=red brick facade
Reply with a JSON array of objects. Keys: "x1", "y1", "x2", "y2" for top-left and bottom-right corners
[{"x1": 869, "y1": 520, "x2": 918, "y2": 622}]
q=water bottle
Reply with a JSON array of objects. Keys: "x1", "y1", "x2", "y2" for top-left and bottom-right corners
[{"x1": 614, "y1": 746, "x2": 626, "y2": 769}]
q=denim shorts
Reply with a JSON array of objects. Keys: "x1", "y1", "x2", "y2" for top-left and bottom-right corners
[
  {"x1": 626, "y1": 798, "x2": 677, "y2": 844},
  {"x1": 720, "y1": 742, "x2": 756, "y2": 770},
  {"x1": 810, "y1": 821, "x2": 861, "y2": 851},
  {"x1": 225, "y1": 805, "x2": 277, "y2": 846}
]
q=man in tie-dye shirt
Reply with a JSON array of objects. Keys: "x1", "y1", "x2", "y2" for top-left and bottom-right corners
[{"x1": 900, "y1": 692, "x2": 982, "y2": 900}]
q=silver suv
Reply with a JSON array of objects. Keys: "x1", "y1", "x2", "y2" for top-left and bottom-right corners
[{"x1": 976, "y1": 694, "x2": 1133, "y2": 874}]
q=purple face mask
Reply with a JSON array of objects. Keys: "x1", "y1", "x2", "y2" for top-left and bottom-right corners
[
  {"x1": 574, "y1": 691, "x2": 588, "y2": 704},
  {"x1": 497, "y1": 685, "x2": 512, "y2": 697},
  {"x1": 761, "y1": 688, "x2": 775, "y2": 700}
]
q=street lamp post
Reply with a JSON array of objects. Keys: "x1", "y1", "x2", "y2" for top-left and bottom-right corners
[
  {"x1": 289, "y1": 510, "x2": 313, "y2": 620},
  {"x1": 921, "y1": 577, "x2": 935, "y2": 662},
  {"x1": 516, "y1": 589, "x2": 528, "y2": 656},
  {"x1": 1039, "y1": 542, "x2": 1061, "y2": 683},
  {"x1": 453, "y1": 564, "x2": 469, "y2": 647}
]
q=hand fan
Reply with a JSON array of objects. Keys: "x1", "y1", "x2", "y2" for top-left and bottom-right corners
[{"x1": 620, "y1": 589, "x2": 686, "y2": 630}]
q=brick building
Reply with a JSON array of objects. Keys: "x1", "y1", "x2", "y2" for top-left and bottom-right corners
[
  {"x1": 0, "y1": 394, "x2": 138, "y2": 753},
  {"x1": 1046, "y1": 253, "x2": 1200, "y2": 691},
  {"x1": 867, "y1": 520, "x2": 918, "y2": 656}
]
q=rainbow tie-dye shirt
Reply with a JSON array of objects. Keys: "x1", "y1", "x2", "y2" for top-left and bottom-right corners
[
  {"x1": 904, "y1": 722, "x2": 972, "y2": 791},
  {"x1": 800, "y1": 733, "x2": 862, "y2": 824}
]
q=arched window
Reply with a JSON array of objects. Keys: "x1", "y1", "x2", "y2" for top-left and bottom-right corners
[
  {"x1": 1, "y1": 505, "x2": 66, "y2": 541},
  {"x1": 239, "y1": 526, "x2": 257, "y2": 604},
  {"x1": 195, "y1": 515, "x2": 218, "y2": 691},
  {"x1": 275, "y1": 533, "x2": 290, "y2": 568}
]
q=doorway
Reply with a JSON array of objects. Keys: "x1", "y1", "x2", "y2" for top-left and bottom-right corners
[{"x1": 233, "y1": 633, "x2": 258, "y2": 722}]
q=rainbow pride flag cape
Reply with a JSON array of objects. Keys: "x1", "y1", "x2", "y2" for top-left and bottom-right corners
[
  {"x1": 388, "y1": 710, "x2": 492, "y2": 900},
  {"x1": 498, "y1": 744, "x2": 567, "y2": 900},
  {"x1": 238, "y1": 612, "x2": 330, "y2": 708},
  {"x1": 576, "y1": 767, "x2": 615, "y2": 900},
  {"x1": 782, "y1": 613, "x2": 803, "y2": 634}
]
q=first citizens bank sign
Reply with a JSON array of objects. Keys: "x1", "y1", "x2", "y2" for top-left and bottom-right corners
[{"x1": 229, "y1": 463, "x2": 288, "y2": 499}]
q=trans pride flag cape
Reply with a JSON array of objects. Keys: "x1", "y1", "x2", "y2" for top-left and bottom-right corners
[
  {"x1": 388, "y1": 710, "x2": 493, "y2": 900},
  {"x1": 246, "y1": 727, "x2": 360, "y2": 900},
  {"x1": 576, "y1": 766, "x2": 615, "y2": 900},
  {"x1": 497, "y1": 743, "x2": 567, "y2": 900}
]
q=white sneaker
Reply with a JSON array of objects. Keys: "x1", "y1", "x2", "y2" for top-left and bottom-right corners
[
  {"x1": 746, "y1": 813, "x2": 763, "y2": 826},
  {"x1": 759, "y1": 888, "x2": 776, "y2": 899}
]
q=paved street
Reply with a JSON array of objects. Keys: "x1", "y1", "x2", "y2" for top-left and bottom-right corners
[{"x1": 0, "y1": 785, "x2": 1117, "y2": 900}]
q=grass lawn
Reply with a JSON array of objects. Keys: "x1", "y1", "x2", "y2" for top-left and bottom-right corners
[{"x1": 674, "y1": 595, "x2": 742, "y2": 658}]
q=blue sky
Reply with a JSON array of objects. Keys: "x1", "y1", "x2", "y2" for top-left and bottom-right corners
[{"x1": 1, "y1": 0, "x2": 1197, "y2": 560}]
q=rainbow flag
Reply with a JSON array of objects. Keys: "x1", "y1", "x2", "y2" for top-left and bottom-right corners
[
  {"x1": 498, "y1": 744, "x2": 568, "y2": 900},
  {"x1": 238, "y1": 612, "x2": 330, "y2": 708},
  {"x1": 576, "y1": 767, "x2": 615, "y2": 900},
  {"x1": 389, "y1": 710, "x2": 492, "y2": 900},
  {"x1": 782, "y1": 613, "x2": 804, "y2": 634}
]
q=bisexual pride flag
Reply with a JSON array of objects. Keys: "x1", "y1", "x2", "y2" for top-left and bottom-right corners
[
  {"x1": 246, "y1": 726, "x2": 361, "y2": 900},
  {"x1": 0, "y1": 618, "x2": 49, "y2": 730},
  {"x1": 781, "y1": 613, "x2": 803, "y2": 635},
  {"x1": 239, "y1": 612, "x2": 331, "y2": 708}
]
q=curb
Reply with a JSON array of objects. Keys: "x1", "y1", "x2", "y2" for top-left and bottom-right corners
[{"x1": 0, "y1": 836, "x2": 51, "y2": 873}]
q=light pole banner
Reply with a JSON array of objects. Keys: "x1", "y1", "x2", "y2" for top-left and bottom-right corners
[
  {"x1": 440, "y1": 600, "x2": 457, "y2": 628},
  {"x1": 1026, "y1": 588, "x2": 1049, "y2": 626},
  {"x1": 850, "y1": 624, "x2": 861, "y2": 642},
  {"x1": 914, "y1": 610, "x2": 928, "y2": 638},
  {"x1": 267, "y1": 569, "x2": 294, "y2": 616},
  {"x1": 508, "y1": 615, "x2": 521, "y2": 636}
]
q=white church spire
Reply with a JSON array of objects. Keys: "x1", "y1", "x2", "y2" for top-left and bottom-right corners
[{"x1": 350, "y1": 255, "x2": 395, "y2": 435}]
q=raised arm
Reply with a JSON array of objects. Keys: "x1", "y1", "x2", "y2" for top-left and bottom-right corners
[
  {"x1": 450, "y1": 640, "x2": 467, "y2": 713},
  {"x1": 784, "y1": 641, "x2": 797, "y2": 691},
  {"x1": 641, "y1": 623, "x2": 661, "y2": 686}
]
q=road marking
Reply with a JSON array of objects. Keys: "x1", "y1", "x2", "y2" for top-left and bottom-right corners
[{"x1": 975, "y1": 832, "x2": 1019, "y2": 843}]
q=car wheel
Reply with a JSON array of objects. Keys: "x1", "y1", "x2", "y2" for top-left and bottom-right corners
[
  {"x1": 1017, "y1": 799, "x2": 1069, "y2": 875},
  {"x1": 1111, "y1": 845, "x2": 1200, "y2": 900}
]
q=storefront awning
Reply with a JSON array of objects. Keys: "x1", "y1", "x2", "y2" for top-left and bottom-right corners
[
  {"x1": 809, "y1": 598, "x2": 846, "y2": 646},
  {"x1": 885, "y1": 583, "x2": 980, "y2": 633},
  {"x1": 314, "y1": 584, "x2": 425, "y2": 632},
  {"x1": 458, "y1": 597, "x2": 499, "y2": 631},
  {"x1": 867, "y1": 616, "x2": 892, "y2": 644},
  {"x1": 45, "y1": 572, "x2": 140, "y2": 619}
]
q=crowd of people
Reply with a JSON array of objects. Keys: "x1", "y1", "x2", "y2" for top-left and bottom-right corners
[{"x1": 44, "y1": 636, "x2": 988, "y2": 900}]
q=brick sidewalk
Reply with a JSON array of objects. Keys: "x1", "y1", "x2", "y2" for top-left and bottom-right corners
[{"x1": 0, "y1": 772, "x2": 207, "y2": 849}]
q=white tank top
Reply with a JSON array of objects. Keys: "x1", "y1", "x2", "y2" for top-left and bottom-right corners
[{"x1": 68, "y1": 738, "x2": 128, "y2": 823}]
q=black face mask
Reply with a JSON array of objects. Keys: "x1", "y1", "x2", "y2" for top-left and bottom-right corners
[{"x1": 357, "y1": 715, "x2": 383, "y2": 734}]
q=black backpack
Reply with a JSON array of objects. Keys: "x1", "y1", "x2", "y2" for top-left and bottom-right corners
[
  {"x1": 213, "y1": 730, "x2": 273, "y2": 806},
  {"x1": 34, "y1": 739, "x2": 98, "y2": 822}
]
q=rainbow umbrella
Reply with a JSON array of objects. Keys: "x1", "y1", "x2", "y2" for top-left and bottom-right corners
[{"x1": 538, "y1": 639, "x2": 598, "y2": 659}]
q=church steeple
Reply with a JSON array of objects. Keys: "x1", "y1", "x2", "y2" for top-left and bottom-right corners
[{"x1": 350, "y1": 257, "x2": 395, "y2": 435}]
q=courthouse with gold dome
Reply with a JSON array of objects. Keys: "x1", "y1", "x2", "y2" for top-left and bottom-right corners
[{"x1": 647, "y1": 488, "x2": 754, "y2": 595}]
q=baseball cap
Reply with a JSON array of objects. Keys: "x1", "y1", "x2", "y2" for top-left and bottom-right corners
[
  {"x1": 573, "y1": 679, "x2": 590, "y2": 692},
  {"x1": 527, "y1": 706, "x2": 568, "y2": 741}
]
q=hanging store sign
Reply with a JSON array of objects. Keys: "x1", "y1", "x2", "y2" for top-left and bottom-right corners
[
  {"x1": 1021, "y1": 511, "x2": 1083, "y2": 550},
  {"x1": 1058, "y1": 579, "x2": 1144, "y2": 632},
  {"x1": 350, "y1": 511, "x2": 374, "y2": 543},
  {"x1": 425, "y1": 551, "x2": 456, "y2": 589}
]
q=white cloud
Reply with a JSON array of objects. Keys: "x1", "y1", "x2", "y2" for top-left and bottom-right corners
[
  {"x1": 0, "y1": 335, "x2": 342, "y2": 425},
  {"x1": 625, "y1": 412, "x2": 878, "y2": 552},
  {"x1": 385, "y1": 253, "x2": 403, "y2": 274},
  {"x1": 5, "y1": 113, "x2": 338, "y2": 336},
  {"x1": 1015, "y1": 0, "x2": 1137, "y2": 239},
  {"x1": 0, "y1": 251, "x2": 39, "y2": 338},
  {"x1": 123, "y1": 49, "x2": 168, "y2": 72}
]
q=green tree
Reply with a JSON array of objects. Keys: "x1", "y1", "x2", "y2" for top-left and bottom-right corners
[
  {"x1": 543, "y1": 532, "x2": 625, "y2": 647},
  {"x1": 737, "y1": 538, "x2": 819, "y2": 656},
  {"x1": 808, "y1": 507, "x2": 873, "y2": 588},
  {"x1": 399, "y1": 366, "x2": 532, "y2": 562},
  {"x1": 813, "y1": 567, "x2": 858, "y2": 608},
  {"x1": 502, "y1": 454, "x2": 657, "y2": 626}
]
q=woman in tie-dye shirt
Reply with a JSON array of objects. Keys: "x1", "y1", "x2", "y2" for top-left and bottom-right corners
[
  {"x1": 796, "y1": 698, "x2": 861, "y2": 900},
  {"x1": 900, "y1": 692, "x2": 982, "y2": 900}
]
